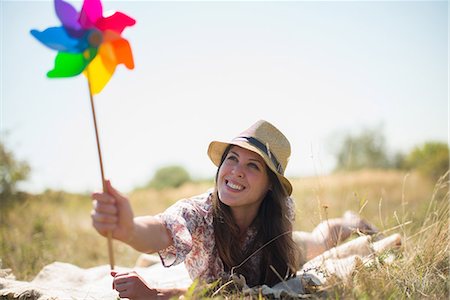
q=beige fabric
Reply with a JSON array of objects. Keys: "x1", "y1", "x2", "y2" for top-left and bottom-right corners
[
  {"x1": 0, "y1": 234, "x2": 401, "y2": 299},
  {"x1": 0, "y1": 261, "x2": 191, "y2": 300}
]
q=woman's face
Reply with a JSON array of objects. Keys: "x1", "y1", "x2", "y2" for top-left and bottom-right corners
[{"x1": 217, "y1": 146, "x2": 271, "y2": 213}]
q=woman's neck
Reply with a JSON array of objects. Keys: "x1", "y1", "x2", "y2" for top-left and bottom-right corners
[{"x1": 231, "y1": 208, "x2": 258, "y2": 235}]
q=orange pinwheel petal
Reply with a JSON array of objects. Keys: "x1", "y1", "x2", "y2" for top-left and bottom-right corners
[
  {"x1": 111, "y1": 38, "x2": 134, "y2": 69},
  {"x1": 98, "y1": 42, "x2": 117, "y2": 71},
  {"x1": 101, "y1": 30, "x2": 134, "y2": 69}
]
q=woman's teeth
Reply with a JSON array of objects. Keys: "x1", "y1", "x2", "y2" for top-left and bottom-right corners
[{"x1": 226, "y1": 181, "x2": 244, "y2": 191}]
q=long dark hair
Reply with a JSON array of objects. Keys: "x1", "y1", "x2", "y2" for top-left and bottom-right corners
[{"x1": 212, "y1": 145, "x2": 299, "y2": 287}]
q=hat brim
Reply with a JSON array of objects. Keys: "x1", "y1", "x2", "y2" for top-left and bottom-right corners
[{"x1": 207, "y1": 140, "x2": 293, "y2": 196}]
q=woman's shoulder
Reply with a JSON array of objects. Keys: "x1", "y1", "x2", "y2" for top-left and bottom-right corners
[{"x1": 166, "y1": 189, "x2": 214, "y2": 218}]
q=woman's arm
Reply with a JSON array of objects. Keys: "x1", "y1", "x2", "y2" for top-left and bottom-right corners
[
  {"x1": 294, "y1": 211, "x2": 379, "y2": 261},
  {"x1": 91, "y1": 180, "x2": 172, "y2": 253},
  {"x1": 128, "y1": 215, "x2": 172, "y2": 253}
]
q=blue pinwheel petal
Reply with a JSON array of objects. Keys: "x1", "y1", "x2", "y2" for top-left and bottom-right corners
[
  {"x1": 30, "y1": 27, "x2": 86, "y2": 53},
  {"x1": 54, "y1": 0, "x2": 84, "y2": 38}
]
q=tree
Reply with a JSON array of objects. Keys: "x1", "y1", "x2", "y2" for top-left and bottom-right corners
[
  {"x1": 147, "y1": 165, "x2": 191, "y2": 189},
  {"x1": 334, "y1": 127, "x2": 390, "y2": 171},
  {"x1": 0, "y1": 141, "x2": 30, "y2": 205},
  {"x1": 403, "y1": 142, "x2": 449, "y2": 181}
]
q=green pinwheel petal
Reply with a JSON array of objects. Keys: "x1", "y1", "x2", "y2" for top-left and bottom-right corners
[{"x1": 47, "y1": 48, "x2": 97, "y2": 78}]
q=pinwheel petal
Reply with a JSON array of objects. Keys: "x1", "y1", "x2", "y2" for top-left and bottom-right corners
[
  {"x1": 47, "y1": 52, "x2": 88, "y2": 77},
  {"x1": 84, "y1": 53, "x2": 115, "y2": 94},
  {"x1": 30, "y1": 27, "x2": 82, "y2": 53},
  {"x1": 111, "y1": 38, "x2": 134, "y2": 69},
  {"x1": 54, "y1": 0, "x2": 83, "y2": 38},
  {"x1": 101, "y1": 31, "x2": 134, "y2": 69},
  {"x1": 79, "y1": 0, "x2": 103, "y2": 29},
  {"x1": 98, "y1": 42, "x2": 116, "y2": 71},
  {"x1": 47, "y1": 48, "x2": 97, "y2": 77},
  {"x1": 95, "y1": 11, "x2": 136, "y2": 34}
]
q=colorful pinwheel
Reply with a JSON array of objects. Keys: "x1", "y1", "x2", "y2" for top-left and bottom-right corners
[
  {"x1": 30, "y1": 0, "x2": 136, "y2": 270},
  {"x1": 30, "y1": 0, "x2": 135, "y2": 94}
]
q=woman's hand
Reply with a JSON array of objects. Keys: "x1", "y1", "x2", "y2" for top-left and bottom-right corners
[
  {"x1": 111, "y1": 271, "x2": 186, "y2": 300},
  {"x1": 91, "y1": 180, "x2": 135, "y2": 243},
  {"x1": 111, "y1": 271, "x2": 159, "y2": 300}
]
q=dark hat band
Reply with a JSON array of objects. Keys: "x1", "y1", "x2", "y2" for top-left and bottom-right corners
[{"x1": 233, "y1": 136, "x2": 284, "y2": 174}]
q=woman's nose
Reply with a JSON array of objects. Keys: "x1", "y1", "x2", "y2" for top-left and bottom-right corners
[{"x1": 231, "y1": 164, "x2": 245, "y2": 178}]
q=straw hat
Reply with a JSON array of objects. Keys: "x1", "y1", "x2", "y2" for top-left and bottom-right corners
[{"x1": 207, "y1": 120, "x2": 293, "y2": 195}]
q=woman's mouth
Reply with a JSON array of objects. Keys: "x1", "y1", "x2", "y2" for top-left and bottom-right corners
[{"x1": 225, "y1": 180, "x2": 245, "y2": 191}]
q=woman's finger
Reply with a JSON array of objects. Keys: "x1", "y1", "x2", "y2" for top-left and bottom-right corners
[
  {"x1": 91, "y1": 211, "x2": 118, "y2": 224},
  {"x1": 106, "y1": 180, "x2": 128, "y2": 204},
  {"x1": 91, "y1": 191, "x2": 116, "y2": 204},
  {"x1": 93, "y1": 200, "x2": 118, "y2": 215}
]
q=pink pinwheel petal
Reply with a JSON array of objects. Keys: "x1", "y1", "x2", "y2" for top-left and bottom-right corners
[
  {"x1": 95, "y1": 11, "x2": 136, "y2": 34},
  {"x1": 54, "y1": 0, "x2": 83, "y2": 37},
  {"x1": 79, "y1": 0, "x2": 103, "y2": 29},
  {"x1": 84, "y1": 50, "x2": 115, "y2": 94}
]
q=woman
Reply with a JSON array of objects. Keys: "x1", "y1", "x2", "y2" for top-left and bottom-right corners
[{"x1": 91, "y1": 120, "x2": 375, "y2": 299}]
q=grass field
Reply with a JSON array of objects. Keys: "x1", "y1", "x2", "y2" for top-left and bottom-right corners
[{"x1": 0, "y1": 169, "x2": 448, "y2": 298}]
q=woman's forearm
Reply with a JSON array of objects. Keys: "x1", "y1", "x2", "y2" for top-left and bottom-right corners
[{"x1": 126, "y1": 215, "x2": 172, "y2": 253}]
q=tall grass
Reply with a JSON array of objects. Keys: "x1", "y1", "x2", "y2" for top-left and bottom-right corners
[
  {"x1": 0, "y1": 170, "x2": 448, "y2": 299},
  {"x1": 322, "y1": 172, "x2": 449, "y2": 299}
]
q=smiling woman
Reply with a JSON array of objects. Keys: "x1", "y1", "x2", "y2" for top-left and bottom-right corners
[{"x1": 90, "y1": 120, "x2": 380, "y2": 299}]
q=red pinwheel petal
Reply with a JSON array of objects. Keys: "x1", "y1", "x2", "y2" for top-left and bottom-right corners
[
  {"x1": 95, "y1": 11, "x2": 136, "y2": 34},
  {"x1": 79, "y1": 0, "x2": 103, "y2": 29},
  {"x1": 54, "y1": 0, "x2": 83, "y2": 38}
]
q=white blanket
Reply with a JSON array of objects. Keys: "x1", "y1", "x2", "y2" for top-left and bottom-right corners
[
  {"x1": 0, "y1": 233, "x2": 401, "y2": 299},
  {"x1": 0, "y1": 262, "x2": 191, "y2": 300}
]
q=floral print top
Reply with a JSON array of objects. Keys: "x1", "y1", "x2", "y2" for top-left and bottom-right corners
[{"x1": 157, "y1": 191, "x2": 296, "y2": 286}]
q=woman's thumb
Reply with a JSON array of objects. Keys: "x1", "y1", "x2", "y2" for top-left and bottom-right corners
[{"x1": 105, "y1": 180, "x2": 126, "y2": 202}]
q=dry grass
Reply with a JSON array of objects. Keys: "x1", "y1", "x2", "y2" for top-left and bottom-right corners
[
  {"x1": 291, "y1": 169, "x2": 434, "y2": 232},
  {"x1": 320, "y1": 173, "x2": 449, "y2": 299},
  {"x1": 0, "y1": 170, "x2": 448, "y2": 299}
]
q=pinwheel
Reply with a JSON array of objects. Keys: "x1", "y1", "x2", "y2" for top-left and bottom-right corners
[
  {"x1": 30, "y1": 0, "x2": 135, "y2": 94},
  {"x1": 30, "y1": 0, "x2": 136, "y2": 270}
]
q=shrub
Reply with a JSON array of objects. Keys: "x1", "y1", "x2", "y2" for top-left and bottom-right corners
[
  {"x1": 147, "y1": 165, "x2": 191, "y2": 189},
  {"x1": 0, "y1": 141, "x2": 30, "y2": 207},
  {"x1": 404, "y1": 142, "x2": 449, "y2": 181},
  {"x1": 334, "y1": 127, "x2": 391, "y2": 171}
]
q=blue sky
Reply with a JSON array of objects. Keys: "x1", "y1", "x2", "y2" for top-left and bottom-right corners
[{"x1": 1, "y1": 0, "x2": 448, "y2": 193}]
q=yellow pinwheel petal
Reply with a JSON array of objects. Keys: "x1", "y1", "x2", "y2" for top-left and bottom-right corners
[{"x1": 84, "y1": 50, "x2": 115, "y2": 94}]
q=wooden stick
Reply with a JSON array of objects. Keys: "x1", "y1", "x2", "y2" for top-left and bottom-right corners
[{"x1": 86, "y1": 71, "x2": 115, "y2": 270}]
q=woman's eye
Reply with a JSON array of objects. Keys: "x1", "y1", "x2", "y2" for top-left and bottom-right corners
[
  {"x1": 227, "y1": 155, "x2": 238, "y2": 162},
  {"x1": 248, "y1": 163, "x2": 260, "y2": 170}
]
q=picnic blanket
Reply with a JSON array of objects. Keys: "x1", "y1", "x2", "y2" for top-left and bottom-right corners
[{"x1": 0, "y1": 233, "x2": 401, "y2": 299}]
